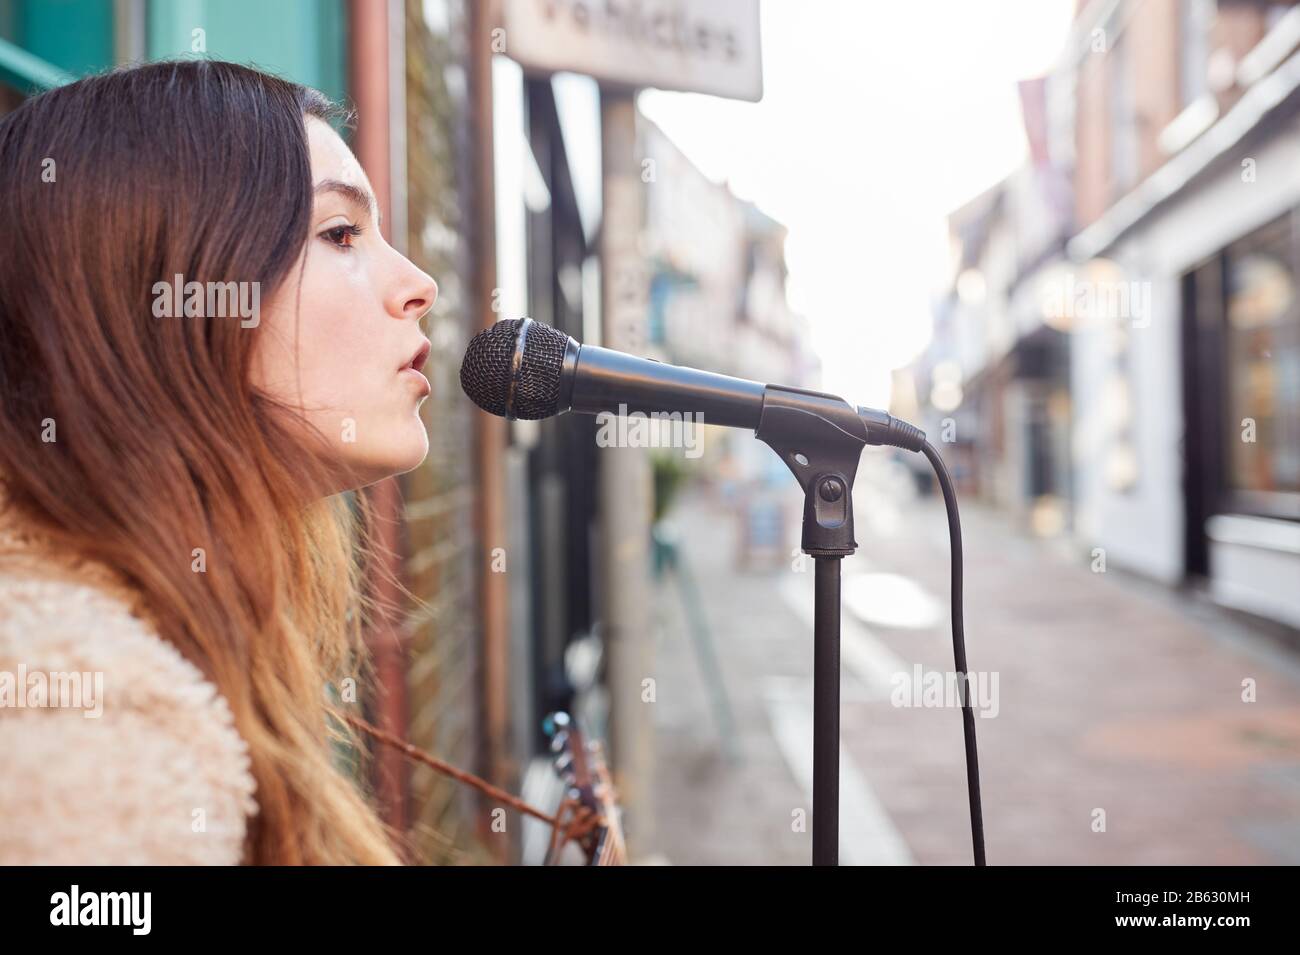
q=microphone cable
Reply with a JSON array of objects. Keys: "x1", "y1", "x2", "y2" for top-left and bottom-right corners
[{"x1": 919, "y1": 438, "x2": 986, "y2": 866}]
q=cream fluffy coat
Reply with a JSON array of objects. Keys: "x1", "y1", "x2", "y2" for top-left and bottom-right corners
[{"x1": 0, "y1": 487, "x2": 257, "y2": 864}]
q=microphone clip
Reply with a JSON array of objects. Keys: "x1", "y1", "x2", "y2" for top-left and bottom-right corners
[{"x1": 755, "y1": 385, "x2": 869, "y2": 558}]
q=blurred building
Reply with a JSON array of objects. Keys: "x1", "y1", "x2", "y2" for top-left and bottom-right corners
[
  {"x1": 643, "y1": 117, "x2": 814, "y2": 386},
  {"x1": 488, "y1": 52, "x2": 609, "y2": 862},
  {"x1": 914, "y1": 0, "x2": 1300, "y2": 631},
  {"x1": 641, "y1": 118, "x2": 814, "y2": 563},
  {"x1": 918, "y1": 148, "x2": 1074, "y2": 525},
  {"x1": 1068, "y1": 0, "x2": 1300, "y2": 629},
  {"x1": 642, "y1": 116, "x2": 816, "y2": 482}
]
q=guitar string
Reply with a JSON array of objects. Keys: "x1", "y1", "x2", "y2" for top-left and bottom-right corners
[{"x1": 331, "y1": 708, "x2": 608, "y2": 862}]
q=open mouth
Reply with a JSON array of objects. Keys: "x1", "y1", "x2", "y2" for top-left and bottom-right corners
[{"x1": 403, "y1": 340, "x2": 431, "y2": 373}]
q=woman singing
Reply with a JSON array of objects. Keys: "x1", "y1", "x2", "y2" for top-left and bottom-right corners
[{"x1": 0, "y1": 59, "x2": 437, "y2": 865}]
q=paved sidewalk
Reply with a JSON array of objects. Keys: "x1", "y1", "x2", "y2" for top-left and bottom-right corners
[{"x1": 647, "y1": 466, "x2": 1300, "y2": 865}]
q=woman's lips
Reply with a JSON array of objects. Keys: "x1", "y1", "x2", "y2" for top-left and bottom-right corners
[
  {"x1": 400, "y1": 366, "x2": 432, "y2": 398},
  {"x1": 403, "y1": 339, "x2": 431, "y2": 373},
  {"x1": 400, "y1": 339, "x2": 432, "y2": 397}
]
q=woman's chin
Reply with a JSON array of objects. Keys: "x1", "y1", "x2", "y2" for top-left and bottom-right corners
[
  {"x1": 332, "y1": 430, "x2": 429, "y2": 491},
  {"x1": 374, "y1": 431, "x2": 430, "y2": 478},
  {"x1": 393, "y1": 431, "x2": 430, "y2": 474}
]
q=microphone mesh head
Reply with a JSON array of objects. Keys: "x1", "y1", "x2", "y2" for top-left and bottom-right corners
[{"x1": 459, "y1": 317, "x2": 569, "y2": 420}]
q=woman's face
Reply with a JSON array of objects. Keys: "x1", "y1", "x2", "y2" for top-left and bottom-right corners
[{"x1": 253, "y1": 116, "x2": 438, "y2": 491}]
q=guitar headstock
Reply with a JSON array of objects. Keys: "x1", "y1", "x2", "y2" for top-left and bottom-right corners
[{"x1": 542, "y1": 711, "x2": 626, "y2": 866}]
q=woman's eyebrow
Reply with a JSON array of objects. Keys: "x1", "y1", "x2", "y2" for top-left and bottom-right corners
[{"x1": 313, "y1": 178, "x2": 381, "y2": 226}]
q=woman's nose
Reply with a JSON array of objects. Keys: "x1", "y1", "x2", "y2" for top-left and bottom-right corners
[{"x1": 392, "y1": 256, "x2": 438, "y2": 321}]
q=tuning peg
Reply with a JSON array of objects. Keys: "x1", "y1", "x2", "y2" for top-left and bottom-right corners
[{"x1": 542, "y1": 711, "x2": 571, "y2": 738}]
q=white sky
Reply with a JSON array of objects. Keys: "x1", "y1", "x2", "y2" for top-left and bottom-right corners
[{"x1": 638, "y1": 0, "x2": 1076, "y2": 407}]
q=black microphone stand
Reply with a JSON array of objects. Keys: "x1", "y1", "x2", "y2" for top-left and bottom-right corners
[
  {"x1": 754, "y1": 384, "x2": 875, "y2": 867},
  {"x1": 462, "y1": 315, "x2": 982, "y2": 864}
]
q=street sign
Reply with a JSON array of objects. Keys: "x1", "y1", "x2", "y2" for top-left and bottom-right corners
[{"x1": 499, "y1": 0, "x2": 762, "y2": 102}]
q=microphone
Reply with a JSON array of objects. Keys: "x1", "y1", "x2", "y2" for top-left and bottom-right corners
[{"x1": 458, "y1": 317, "x2": 925, "y2": 451}]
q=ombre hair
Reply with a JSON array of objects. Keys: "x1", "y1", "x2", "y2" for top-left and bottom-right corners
[{"x1": 0, "y1": 59, "x2": 404, "y2": 864}]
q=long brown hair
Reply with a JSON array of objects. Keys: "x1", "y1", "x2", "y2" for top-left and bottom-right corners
[{"x1": 0, "y1": 59, "x2": 405, "y2": 864}]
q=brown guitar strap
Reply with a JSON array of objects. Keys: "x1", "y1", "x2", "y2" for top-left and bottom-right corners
[{"x1": 331, "y1": 709, "x2": 607, "y2": 864}]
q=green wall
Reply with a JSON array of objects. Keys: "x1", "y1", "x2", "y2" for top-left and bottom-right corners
[
  {"x1": 147, "y1": 0, "x2": 345, "y2": 103},
  {"x1": 0, "y1": 0, "x2": 345, "y2": 100}
]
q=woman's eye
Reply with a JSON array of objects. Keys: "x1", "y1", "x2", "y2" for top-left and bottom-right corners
[{"x1": 321, "y1": 224, "x2": 362, "y2": 249}]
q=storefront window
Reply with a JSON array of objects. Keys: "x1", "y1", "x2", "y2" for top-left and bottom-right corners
[{"x1": 1224, "y1": 212, "x2": 1300, "y2": 508}]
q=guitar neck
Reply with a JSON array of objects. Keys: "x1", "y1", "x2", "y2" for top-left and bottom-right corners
[{"x1": 591, "y1": 755, "x2": 627, "y2": 866}]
